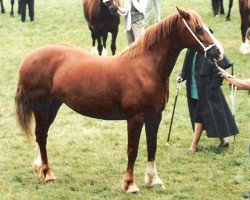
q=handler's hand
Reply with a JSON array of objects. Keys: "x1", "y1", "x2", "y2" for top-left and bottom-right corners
[
  {"x1": 218, "y1": 67, "x2": 234, "y2": 81},
  {"x1": 176, "y1": 76, "x2": 183, "y2": 83}
]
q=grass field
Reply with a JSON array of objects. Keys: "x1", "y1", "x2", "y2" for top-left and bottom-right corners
[{"x1": 0, "y1": 0, "x2": 249, "y2": 199}]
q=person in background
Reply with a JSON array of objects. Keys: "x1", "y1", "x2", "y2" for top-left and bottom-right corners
[
  {"x1": 19, "y1": 0, "x2": 34, "y2": 22},
  {"x1": 177, "y1": 49, "x2": 239, "y2": 152},
  {"x1": 118, "y1": 0, "x2": 147, "y2": 45},
  {"x1": 144, "y1": 0, "x2": 161, "y2": 26}
]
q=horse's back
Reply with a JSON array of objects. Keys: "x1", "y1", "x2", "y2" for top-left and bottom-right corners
[{"x1": 18, "y1": 44, "x2": 91, "y2": 96}]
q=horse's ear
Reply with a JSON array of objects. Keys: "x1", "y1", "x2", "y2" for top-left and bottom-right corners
[{"x1": 176, "y1": 6, "x2": 190, "y2": 21}]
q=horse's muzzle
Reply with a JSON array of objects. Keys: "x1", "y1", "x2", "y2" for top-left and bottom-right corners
[
  {"x1": 206, "y1": 44, "x2": 224, "y2": 61},
  {"x1": 109, "y1": 6, "x2": 118, "y2": 14}
]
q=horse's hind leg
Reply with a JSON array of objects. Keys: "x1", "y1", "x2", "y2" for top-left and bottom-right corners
[
  {"x1": 111, "y1": 28, "x2": 118, "y2": 55},
  {"x1": 0, "y1": 0, "x2": 5, "y2": 13},
  {"x1": 144, "y1": 113, "x2": 165, "y2": 189},
  {"x1": 122, "y1": 114, "x2": 143, "y2": 193},
  {"x1": 10, "y1": 0, "x2": 14, "y2": 16},
  {"x1": 31, "y1": 97, "x2": 62, "y2": 182}
]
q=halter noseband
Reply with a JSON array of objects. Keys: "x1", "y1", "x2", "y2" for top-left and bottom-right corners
[{"x1": 182, "y1": 18, "x2": 218, "y2": 58}]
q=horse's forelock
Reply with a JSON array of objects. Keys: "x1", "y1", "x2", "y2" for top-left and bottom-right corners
[{"x1": 188, "y1": 10, "x2": 204, "y2": 31}]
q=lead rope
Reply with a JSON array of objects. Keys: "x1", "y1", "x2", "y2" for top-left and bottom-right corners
[
  {"x1": 215, "y1": 62, "x2": 237, "y2": 143},
  {"x1": 230, "y1": 65, "x2": 237, "y2": 143}
]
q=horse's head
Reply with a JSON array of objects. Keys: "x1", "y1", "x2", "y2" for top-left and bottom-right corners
[
  {"x1": 102, "y1": 0, "x2": 119, "y2": 14},
  {"x1": 176, "y1": 7, "x2": 224, "y2": 61}
]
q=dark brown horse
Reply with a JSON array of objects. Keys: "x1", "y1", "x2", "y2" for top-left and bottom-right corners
[
  {"x1": 15, "y1": 8, "x2": 223, "y2": 193},
  {"x1": 0, "y1": 0, "x2": 18, "y2": 16},
  {"x1": 0, "y1": 0, "x2": 34, "y2": 22},
  {"x1": 239, "y1": 0, "x2": 250, "y2": 54},
  {"x1": 83, "y1": 0, "x2": 120, "y2": 56},
  {"x1": 212, "y1": 0, "x2": 234, "y2": 21}
]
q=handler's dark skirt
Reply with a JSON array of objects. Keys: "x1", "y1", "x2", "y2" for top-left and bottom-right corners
[{"x1": 190, "y1": 98, "x2": 203, "y2": 123}]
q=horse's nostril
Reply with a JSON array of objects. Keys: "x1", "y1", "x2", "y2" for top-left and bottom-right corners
[
  {"x1": 217, "y1": 49, "x2": 221, "y2": 55},
  {"x1": 111, "y1": 7, "x2": 118, "y2": 13}
]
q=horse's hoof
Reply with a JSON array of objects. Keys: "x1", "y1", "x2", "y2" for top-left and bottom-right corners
[
  {"x1": 145, "y1": 176, "x2": 165, "y2": 189},
  {"x1": 44, "y1": 171, "x2": 57, "y2": 183},
  {"x1": 45, "y1": 178, "x2": 57, "y2": 183},
  {"x1": 126, "y1": 184, "x2": 140, "y2": 194}
]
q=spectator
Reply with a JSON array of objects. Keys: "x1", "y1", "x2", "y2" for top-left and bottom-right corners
[
  {"x1": 144, "y1": 0, "x2": 161, "y2": 25},
  {"x1": 19, "y1": 0, "x2": 34, "y2": 22},
  {"x1": 119, "y1": 0, "x2": 147, "y2": 45}
]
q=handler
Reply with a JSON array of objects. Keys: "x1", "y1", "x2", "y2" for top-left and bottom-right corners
[{"x1": 177, "y1": 49, "x2": 239, "y2": 152}]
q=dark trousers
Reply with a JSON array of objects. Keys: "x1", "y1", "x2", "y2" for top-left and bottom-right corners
[{"x1": 19, "y1": 0, "x2": 34, "y2": 22}]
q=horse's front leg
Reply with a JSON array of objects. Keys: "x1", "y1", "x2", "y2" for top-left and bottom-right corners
[
  {"x1": 111, "y1": 28, "x2": 118, "y2": 55},
  {"x1": 10, "y1": 0, "x2": 14, "y2": 16},
  {"x1": 122, "y1": 114, "x2": 144, "y2": 193},
  {"x1": 144, "y1": 113, "x2": 165, "y2": 189}
]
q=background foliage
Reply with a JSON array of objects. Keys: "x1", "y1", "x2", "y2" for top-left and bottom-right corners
[{"x1": 0, "y1": 0, "x2": 249, "y2": 199}]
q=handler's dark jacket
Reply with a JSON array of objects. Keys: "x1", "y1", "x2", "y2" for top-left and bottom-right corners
[{"x1": 179, "y1": 49, "x2": 239, "y2": 138}]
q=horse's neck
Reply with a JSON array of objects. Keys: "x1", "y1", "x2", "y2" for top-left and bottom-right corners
[{"x1": 147, "y1": 36, "x2": 182, "y2": 81}]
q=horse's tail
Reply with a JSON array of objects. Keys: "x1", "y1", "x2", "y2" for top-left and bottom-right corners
[{"x1": 15, "y1": 85, "x2": 33, "y2": 141}]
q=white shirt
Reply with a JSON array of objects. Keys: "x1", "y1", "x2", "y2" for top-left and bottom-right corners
[{"x1": 119, "y1": 0, "x2": 147, "y2": 31}]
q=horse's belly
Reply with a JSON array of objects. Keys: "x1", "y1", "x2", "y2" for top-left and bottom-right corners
[{"x1": 64, "y1": 100, "x2": 126, "y2": 120}]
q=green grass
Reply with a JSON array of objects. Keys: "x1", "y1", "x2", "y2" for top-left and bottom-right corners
[{"x1": 0, "y1": 0, "x2": 249, "y2": 199}]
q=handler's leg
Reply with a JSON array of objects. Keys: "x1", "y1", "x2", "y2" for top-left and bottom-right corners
[{"x1": 189, "y1": 122, "x2": 203, "y2": 152}]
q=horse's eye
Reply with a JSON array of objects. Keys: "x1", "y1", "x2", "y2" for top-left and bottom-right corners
[
  {"x1": 103, "y1": 0, "x2": 110, "y2": 6},
  {"x1": 196, "y1": 26, "x2": 204, "y2": 34}
]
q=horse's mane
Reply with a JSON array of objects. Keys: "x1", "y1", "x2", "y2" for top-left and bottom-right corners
[{"x1": 119, "y1": 9, "x2": 203, "y2": 58}]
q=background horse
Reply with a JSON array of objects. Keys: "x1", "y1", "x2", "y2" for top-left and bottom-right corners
[
  {"x1": 15, "y1": 8, "x2": 223, "y2": 193},
  {"x1": 83, "y1": 0, "x2": 120, "y2": 56},
  {"x1": 212, "y1": 0, "x2": 234, "y2": 20},
  {"x1": 239, "y1": 0, "x2": 250, "y2": 54},
  {"x1": 0, "y1": 0, "x2": 19, "y2": 16}
]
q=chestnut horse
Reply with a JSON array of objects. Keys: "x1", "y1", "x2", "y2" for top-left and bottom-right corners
[
  {"x1": 83, "y1": 0, "x2": 120, "y2": 56},
  {"x1": 15, "y1": 8, "x2": 223, "y2": 193},
  {"x1": 239, "y1": 0, "x2": 250, "y2": 54},
  {"x1": 212, "y1": 0, "x2": 234, "y2": 21}
]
